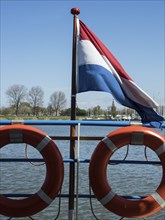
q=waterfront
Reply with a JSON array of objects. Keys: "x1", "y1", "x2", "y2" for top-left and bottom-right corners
[{"x1": 0, "y1": 125, "x2": 165, "y2": 220}]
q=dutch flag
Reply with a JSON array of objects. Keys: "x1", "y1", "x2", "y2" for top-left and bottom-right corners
[{"x1": 77, "y1": 19, "x2": 164, "y2": 127}]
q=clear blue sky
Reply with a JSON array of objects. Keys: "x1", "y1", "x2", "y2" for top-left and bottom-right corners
[{"x1": 1, "y1": 0, "x2": 164, "y2": 110}]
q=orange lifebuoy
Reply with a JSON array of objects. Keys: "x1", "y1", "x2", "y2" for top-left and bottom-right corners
[
  {"x1": 0, "y1": 124, "x2": 64, "y2": 217},
  {"x1": 89, "y1": 126, "x2": 165, "y2": 218}
]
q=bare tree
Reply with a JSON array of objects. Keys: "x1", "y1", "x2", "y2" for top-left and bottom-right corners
[
  {"x1": 50, "y1": 91, "x2": 66, "y2": 116},
  {"x1": 28, "y1": 86, "x2": 44, "y2": 116},
  {"x1": 6, "y1": 84, "x2": 27, "y2": 115}
]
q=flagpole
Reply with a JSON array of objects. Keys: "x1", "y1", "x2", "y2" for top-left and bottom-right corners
[{"x1": 69, "y1": 8, "x2": 80, "y2": 220}]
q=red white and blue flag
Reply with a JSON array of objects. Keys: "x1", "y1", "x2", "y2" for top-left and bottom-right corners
[{"x1": 76, "y1": 19, "x2": 164, "y2": 127}]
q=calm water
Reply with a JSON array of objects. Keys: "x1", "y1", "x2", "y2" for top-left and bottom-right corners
[{"x1": 0, "y1": 125, "x2": 165, "y2": 220}]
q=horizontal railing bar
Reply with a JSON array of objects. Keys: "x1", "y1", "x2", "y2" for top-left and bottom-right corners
[
  {"x1": 50, "y1": 136, "x2": 104, "y2": 140},
  {"x1": 108, "y1": 160, "x2": 161, "y2": 165},
  {"x1": 1, "y1": 119, "x2": 164, "y2": 127},
  {"x1": 0, "y1": 120, "x2": 135, "y2": 126},
  {"x1": 0, "y1": 158, "x2": 161, "y2": 165},
  {"x1": 2, "y1": 193, "x2": 146, "y2": 199}
]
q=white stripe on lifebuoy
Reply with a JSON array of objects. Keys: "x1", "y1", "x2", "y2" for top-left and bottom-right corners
[
  {"x1": 99, "y1": 190, "x2": 116, "y2": 206},
  {"x1": 36, "y1": 135, "x2": 51, "y2": 152},
  {"x1": 102, "y1": 137, "x2": 117, "y2": 152},
  {"x1": 155, "y1": 143, "x2": 165, "y2": 156},
  {"x1": 151, "y1": 192, "x2": 165, "y2": 208},
  {"x1": 37, "y1": 189, "x2": 53, "y2": 205}
]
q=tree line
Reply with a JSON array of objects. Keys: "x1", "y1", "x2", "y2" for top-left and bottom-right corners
[
  {"x1": 1, "y1": 84, "x2": 138, "y2": 119},
  {"x1": 1, "y1": 84, "x2": 67, "y2": 117}
]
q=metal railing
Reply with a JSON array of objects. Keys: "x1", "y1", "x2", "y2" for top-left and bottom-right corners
[{"x1": 0, "y1": 120, "x2": 164, "y2": 220}]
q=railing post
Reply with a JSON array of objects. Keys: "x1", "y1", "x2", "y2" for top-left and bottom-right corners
[{"x1": 76, "y1": 123, "x2": 81, "y2": 219}]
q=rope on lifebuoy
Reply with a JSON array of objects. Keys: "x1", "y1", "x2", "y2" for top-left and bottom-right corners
[
  {"x1": 25, "y1": 144, "x2": 46, "y2": 166},
  {"x1": 144, "y1": 146, "x2": 162, "y2": 167},
  {"x1": 109, "y1": 144, "x2": 130, "y2": 165},
  {"x1": 0, "y1": 124, "x2": 64, "y2": 218},
  {"x1": 89, "y1": 126, "x2": 165, "y2": 219}
]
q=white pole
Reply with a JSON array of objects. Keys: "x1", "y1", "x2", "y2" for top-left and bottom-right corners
[{"x1": 76, "y1": 122, "x2": 81, "y2": 219}]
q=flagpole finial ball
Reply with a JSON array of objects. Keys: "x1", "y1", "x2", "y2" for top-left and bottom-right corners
[{"x1": 71, "y1": 8, "x2": 80, "y2": 15}]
